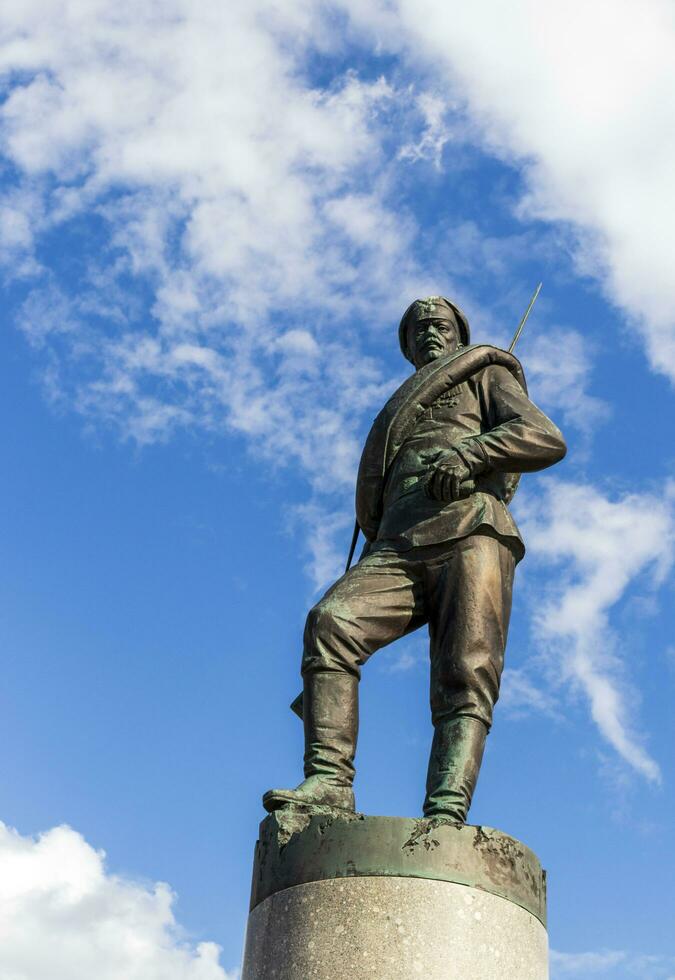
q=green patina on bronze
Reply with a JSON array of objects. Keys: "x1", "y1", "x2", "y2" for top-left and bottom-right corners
[{"x1": 249, "y1": 811, "x2": 547, "y2": 927}]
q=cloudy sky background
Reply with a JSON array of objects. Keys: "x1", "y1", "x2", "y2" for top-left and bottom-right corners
[{"x1": 1, "y1": 1, "x2": 674, "y2": 976}]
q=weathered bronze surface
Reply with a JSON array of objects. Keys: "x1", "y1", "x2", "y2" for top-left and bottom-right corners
[
  {"x1": 263, "y1": 297, "x2": 566, "y2": 823},
  {"x1": 250, "y1": 811, "x2": 547, "y2": 927}
]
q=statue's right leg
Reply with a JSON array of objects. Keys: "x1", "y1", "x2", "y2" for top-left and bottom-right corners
[{"x1": 263, "y1": 549, "x2": 423, "y2": 812}]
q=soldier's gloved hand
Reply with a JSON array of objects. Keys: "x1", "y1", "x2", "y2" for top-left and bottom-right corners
[{"x1": 424, "y1": 451, "x2": 472, "y2": 502}]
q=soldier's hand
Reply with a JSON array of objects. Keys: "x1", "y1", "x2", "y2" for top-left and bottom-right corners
[{"x1": 424, "y1": 452, "x2": 472, "y2": 502}]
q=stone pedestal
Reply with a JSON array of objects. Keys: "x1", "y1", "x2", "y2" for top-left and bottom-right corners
[{"x1": 241, "y1": 811, "x2": 548, "y2": 980}]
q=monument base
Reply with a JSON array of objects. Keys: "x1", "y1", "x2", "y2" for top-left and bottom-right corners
[{"x1": 241, "y1": 811, "x2": 548, "y2": 980}]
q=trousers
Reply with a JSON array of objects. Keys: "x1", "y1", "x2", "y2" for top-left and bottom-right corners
[{"x1": 302, "y1": 530, "x2": 516, "y2": 729}]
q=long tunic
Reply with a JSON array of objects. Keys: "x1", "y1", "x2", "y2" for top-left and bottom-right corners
[{"x1": 375, "y1": 364, "x2": 566, "y2": 560}]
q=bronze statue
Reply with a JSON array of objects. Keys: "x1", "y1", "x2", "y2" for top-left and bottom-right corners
[{"x1": 264, "y1": 296, "x2": 566, "y2": 823}]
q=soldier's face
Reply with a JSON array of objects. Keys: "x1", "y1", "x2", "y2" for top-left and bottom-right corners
[{"x1": 407, "y1": 313, "x2": 460, "y2": 369}]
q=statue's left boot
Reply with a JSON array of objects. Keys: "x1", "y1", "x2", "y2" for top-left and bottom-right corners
[
  {"x1": 262, "y1": 671, "x2": 358, "y2": 813},
  {"x1": 423, "y1": 716, "x2": 488, "y2": 823}
]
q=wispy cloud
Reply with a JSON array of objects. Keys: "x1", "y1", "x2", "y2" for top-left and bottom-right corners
[
  {"x1": 551, "y1": 949, "x2": 628, "y2": 975},
  {"x1": 524, "y1": 327, "x2": 610, "y2": 446},
  {"x1": 378, "y1": 635, "x2": 426, "y2": 674},
  {"x1": 0, "y1": 1, "x2": 442, "y2": 496},
  {"x1": 384, "y1": 649, "x2": 419, "y2": 673},
  {"x1": 0, "y1": 822, "x2": 237, "y2": 980},
  {"x1": 398, "y1": 92, "x2": 453, "y2": 167},
  {"x1": 290, "y1": 500, "x2": 354, "y2": 593},
  {"x1": 516, "y1": 479, "x2": 675, "y2": 782},
  {"x1": 499, "y1": 668, "x2": 560, "y2": 720},
  {"x1": 551, "y1": 948, "x2": 675, "y2": 979}
]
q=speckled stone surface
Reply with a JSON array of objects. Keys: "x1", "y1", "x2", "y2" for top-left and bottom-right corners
[{"x1": 241, "y1": 875, "x2": 548, "y2": 980}]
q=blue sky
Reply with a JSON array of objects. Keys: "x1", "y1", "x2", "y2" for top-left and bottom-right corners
[{"x1": 1, "y1": 2, "x2": 674, "y2": 977}]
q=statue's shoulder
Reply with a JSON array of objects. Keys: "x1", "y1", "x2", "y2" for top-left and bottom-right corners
[
  {"x1": 473, "y1": 356, "x2": 527, "y2": 388},
  {"x1": 435, "y1": 344, "x2": 527, "y2": 394}
]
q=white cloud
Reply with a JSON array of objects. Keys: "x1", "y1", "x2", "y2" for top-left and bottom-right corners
[
  {"x1": 516, "y1": 479, "x2": 675, "y2": 782},
  {"x1": 0, "y1": 0, "x2": 414, "y2": 310},
  {"x1": 0, "y1": 822, "x2": 236, "y2": 980},
  {"x1": 398, "y1": 92, "x2": 452, "y2": 167},
  {"x1": 384, "y1": 649, "x2": 418, "y2": 673},
  {"x1": 378, "y1": 634, "x2": 426, "y2": 674},
  {"x1": 551, "y1": 950, "x2": 627, "y2": 975},
  {"x1": 291, "y1": 501, "x2": 355, "y2": 592},
  {"x1": 524, "y1": 327, "x2": 610, "y2": 443},
  {"x1": 551, "y1": 949, "x2": 675, "y2": 979},
  {"x1": 344, "y1": 0, "x2": 675, "y2": 380},
  {"x1": 0, "y1": 0, "x2": 630, "y2": 487},
  {"x1": 499, "y1": 668, "x2": 559, "y2": 720},
  {"x1": 0, "y1": 0, "x2": 436, "y2": 490},
  {"x1": 0, "y1": 186, "x2": 44, "y2": 275}
]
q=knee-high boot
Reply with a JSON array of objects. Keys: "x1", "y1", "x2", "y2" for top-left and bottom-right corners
[
  {"x1": 423, "y1": 716, "x2": 488, "y2": 823},
  {"x1": 263, "y1": 671, "x2": 358, "y2": 812}
]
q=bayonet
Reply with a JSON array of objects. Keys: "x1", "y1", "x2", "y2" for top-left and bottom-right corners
[{"x1": 508, "y1": 282, "x2": 542, "y2": 353}]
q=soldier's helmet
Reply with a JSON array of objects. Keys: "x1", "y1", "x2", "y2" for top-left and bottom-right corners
[{"x1": 398, "y1": 296, "x2": 471, "y2": 363}]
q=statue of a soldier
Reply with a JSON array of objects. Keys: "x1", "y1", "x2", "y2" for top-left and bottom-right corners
[{"x1": 264, "y1": 297, "x2": 566, "y2": 824}]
